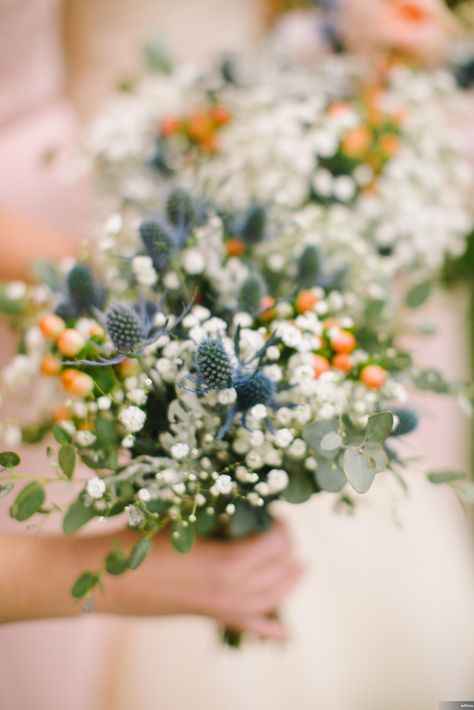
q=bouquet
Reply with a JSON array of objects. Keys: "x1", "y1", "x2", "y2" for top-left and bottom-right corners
[{"x1": 1, "y1": 51, "x2": 472, "y2": 646}]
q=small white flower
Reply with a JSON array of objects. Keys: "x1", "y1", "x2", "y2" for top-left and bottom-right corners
[
  {"x1": 163, "y1": 272, "x2": 180, "y2": 290},
  {"x1": 217, "y1": 388, "x2": 237, "y2": 405},
  {"x1": 119, "y1": 406, "x2": 146, "y2": 433},
  {"x1": 171, "y1": 442, "x2": 190, "y2": 460},
  {"x1": 86, "y1": 477, "x2": 106, "y2": 500},
  {"x1": 6, "y1": 281, "x2": 27, "y2": 300},
  {"x1": 127, "y1": 388, "x2": 148, "y2": 406},
  {"x1": 246, "y1": 451, "x2": 263, "y2": 469},
  {"x1": 267, "y1": 469, "x2": 289, "y2": 493},
  {"x1": 249, "y1": 430, "x2": 265, "y2": 447},
  {"x1": 215, "y1": 474, "x2": 233, "y2": 495},
  {"x1": 122, "y1": 434, "x2": 135, "y2": 448},
  {"x1": 250, "y1": 404, "x2": 267, "y2": 420},
  {"x1": 274, "y1": 428, "x2": 294, "y2": 448},
  {"x1": 182, "y1": 248, "x2": 205, "y2": 274},
  {"x1": 132, "y1": 255, "x2": 157, "y2": 286},
  {"x1": 138, "y1": 488, "x2": 151, "y2": 502},
  {"x1": 76, "y1": 431, "x2": 96, "y2": 447}
]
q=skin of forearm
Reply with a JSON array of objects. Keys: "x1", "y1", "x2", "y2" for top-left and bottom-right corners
[
  {"x1": 0, "y1": 208, "x2": 77, "y2": 282},
  {"x1": 0, "y1": 532, "x2": 132, "y2": 624}
]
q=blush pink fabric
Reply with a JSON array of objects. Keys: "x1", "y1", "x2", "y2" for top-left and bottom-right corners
[{"x1": 0, "y1": 3, "x2": 117, "y2": 710}]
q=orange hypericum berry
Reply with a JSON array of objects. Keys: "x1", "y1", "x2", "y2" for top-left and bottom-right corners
[
  {"x1": 394, "y1": 1, "x2": 429, "y2": 23},
  {"x1": 40, "y1": 355, "x2": 62, "y2": 376},
  {"x1": 57, "y1": 329, "x2": 86, "y2": 357},
  {"x1": 323, "y1": 318, "x2": 339, "y2": 329},
  {"x1": 226, "y1": 238, "x2": 246, "y2": 257},
  {"x1": 53, "y1": 405, "x2": 72, "y2": 422},
  {"x1": 259, "y1": 296, "x2": 277, "y2": 322},
  {"x1": 333, "y1": 353, "x2": 353, "y2": 372},
  {"x1": 341, "y1": 126, "x2": 371, "y2": 158},
  {"x1": 61, "y1": 369, "x2": 94, "y2": 398},
  {"x1": 312, "y1": 354, "x2": 331, "y2": 378},
  {"x1": 186, "y1": 112, "x2": 213, "y2": 142},
  {"x1": 159, "y1": 117, "x2": 180, "y2": 137},
  {"x1": 327, "y1": 101, "x2": 350, "y2": 116},
  {"x1": 88, "y1": 324, "x2": 105, "y2": 341},
  {"x1": 77, "y1": 420, "x2": 94, "y2": 431},
  {"x1": 331, "y1": 330, "x2": 356, "y2": 354},
  {"x1": 210, "y1": 104, "x2": 231, "y2": 125},
  {"x1": 201, "y1": 134, "x2": 220, "y2": 154},
  {"x1": 39, "y1": 314, "x2": 65, "y2": 339},
  {"x1": 117, "y1": 358, "x2": 140, "y2": 377},
  {"x1": 295, "y1": 290, "x2": 318, "y2": 314},
  {"x1": 360, "y1": 364, "x2": 387, "y2": 389},
  {"x1": 379, "y1": 133, "x2": 401, "y2": 157}
]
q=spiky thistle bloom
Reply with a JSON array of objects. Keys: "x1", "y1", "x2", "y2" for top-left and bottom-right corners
[
  {"x1": 194, "y1": 338, "x2": 233, "y2": 391},
  {"x1": 237, "y1": 276, "x2": 264, "y2": 316},
  {"x1": 391, "y1": 407, "x2": 419, "y2": 437},
  {"x1": 298, "y1": 245, "x2": 321, "y2": 288},
  {"x1": 55, "y1": 263, "x2": 106, "y2": 318},
  {"x1": 166, "y1": 188, "x2": 194, "y2": 230},
  {"x1": 234, "y1": 371, "x2": 276, "y2": 411},
  {"x1": 106, "y1": 304, "x2": 147, "y2": 353},
  {"x1": 242, "y1": 204, "x2": 267, "y2": 245},
  {"x1": 139, "y1": 220, "x2": 176, "y2": 272}
]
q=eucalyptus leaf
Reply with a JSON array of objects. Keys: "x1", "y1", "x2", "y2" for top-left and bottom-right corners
[
  {"x1": 0, "y1": 451, "x2": 20, "y2": 468},
  {"x1": 71, "y1": 572, "x2": 99, "y2": 599},
  {"x1": 171, "y1": 523, "x2": 195, "y2": 553},
  {"x1": 303, "y1": 418, "x2": 341, "y2": 458},
  {"x1": 52, "y1": 425, "x2": 72, "y2": 446},
  {"x1": 427, "y1": 470, "x2": 466, "y2": 484},
  {"x1": 58, "y1": 445, "x2": 76, "y2": 479},
  {"x1": 10, "y1": 482, "x2": 45, "y2": 521},
  {"x1": 281, "y1": 469, "x2": 315, "y2": 503},
  {"x1": 105, "y1": 550, "x2": 129, "y2": 576},
  {"x1": 315, "y1": 459, "x2": 347, "y2": 493},
  {"x1": 129, "y1": 537, "x2": 153, "y2": 568},
  {"x1": 366, "y1": 445, "x2": 388, "y2": 473},
  {"x1": 405, "y1": 281, "x2": 431, "y2": 309},
  {"x1": 343, "y1": 447, "x2": 376, "y2": 494},
  {"x1": 366, "y1": 412, "x2": 393, "y2": 445},
  {"x1": 227, "y1": 500, "x2": 272, "y2": 537},
  {"x1": 63, "y1": 494, "x2": 97, "y2": 534},
  {"x1": 320, "y1": 431, "x2": 343, "y2": 452}
]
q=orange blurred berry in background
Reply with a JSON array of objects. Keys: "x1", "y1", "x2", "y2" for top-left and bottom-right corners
[
  {"x1": 360, "y1": 364, "x2": 387, "y2": 389},
  {"x1": 39, "y1": 314, "x2": 65, "y2": 339},
  {"x1": 210, "y1": 104, "x2": 231, "y2": 126},
  {"x1": 61, "y1": 369, "x2": 94, "y2": 398},
  {"x1": 53, "y1": 405, "x2": 72, "y2": 422},
  {"x1": 40, "y1": 355, "x2": 62, "y2": 376},
  {"x1": 226, "y1": 238, "x2": 246, "y2": 257},
  {"x1": 259, "y1": 296, "x2": 277, "y2": 322},
  {"x1": 331, "y1": 330, "x2": 356, "y2": 354},
  {"x1": 379, "y1": 133, "x2": 401, "y2": 156},
  {"x1": 333, "y1": 353, "x2": 353, "y2": 372},
  {"x1": 118, "y1": 358, "x2": 140, "y2": 377},
  {"x1": 57, "y1": 329, "x2": 86, "y2": 357},
  {"x1": 312, "y1": 354, "x2": 331, "y2": 378},
  {"x1": 295, "y1": 290, "x2": 318, "y2": 314},
  {"x1": 159, "y1": 117, "x2": 180, "y2": 137},
  {"x1": 341, "y1": 126, "x2": 372, "y2": 158}
]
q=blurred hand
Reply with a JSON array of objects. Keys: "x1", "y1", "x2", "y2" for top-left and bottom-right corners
[{"x1": 97, "y1": 521, "x2": 302, "y2": 640}]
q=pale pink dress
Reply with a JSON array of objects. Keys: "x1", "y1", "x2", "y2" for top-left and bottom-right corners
[{"x1": 0, "y1": 3, "x2": 120, "y2": 709}]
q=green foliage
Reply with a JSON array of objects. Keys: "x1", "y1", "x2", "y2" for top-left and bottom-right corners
[
  {"x1": 343, "y1": 447, "x2": 376, "y2": 494},
  {"x1": 71, "y1": 572, "x2": 100, "y2": 599},
  {"x1": 0, "y1": 451, "x2": 21, "y2": 468},
  {"x1": 171, "y1": 522, "x2": 195, "y2": 553},
  {"x1": 405, "y1": 281, "x2": 432, "y2": 309},
  {"x1": 31, "y1": 260, "x2": 62, "y2": 292},
  {"x1": 10, "y1": 482, "x2": 45, "y2": 521},
  {"x1": 281, "y1": 469, "x2": 315, "y2": 503},
  {"x1": 303, "y1": 418, "x2": 341, "y2": 458},
  {"x1": 414, "y1": 368, "x2": 450, "y2": 394},
  {"x1": 52, "y1": 425, "x2": 72, "y2": 446},
  {"x1": 315, "y1": 459, "x2": 346, "y2": 493},
  {"x1": 366, "y1": 411, "x2": 394, "y2": 444},
  {"x1": 105, "y1": 545, "x2": 129, "y2": 575},
  {"x1": 129, "y1": 537, "x2": 153, "y2": 568},
  {"x1": 0, "y1": 483, "x2": 13, "y2": 499},
  {"x1": 58, "y1": 445, "x2": 76, "y2": 479},
  {"x1": 427, "y1": 470, "x2": 466, "y2": 484},
  {"x1": 227, "y1": 500, "x2": 273, "y2": 536},
  {"x1": 63, "y1": 494, "x2": 97, "y2": 534}
]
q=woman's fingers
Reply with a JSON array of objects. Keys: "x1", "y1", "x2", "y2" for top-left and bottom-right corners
[
  {"x1": 226, "y1": 614, "x2": 291, "y2": 641},
  {"x1": 244, "y1": 562, "x2": 303, "y2": 615}
]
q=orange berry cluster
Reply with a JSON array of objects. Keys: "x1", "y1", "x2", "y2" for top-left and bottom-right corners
[{"x1": 159, "y1": 104, "x2": 231, "y2": 155}]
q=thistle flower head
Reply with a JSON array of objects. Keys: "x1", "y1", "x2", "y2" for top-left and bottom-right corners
[
  {"x1": 194, "y1": 338, "x2": 233, "y2": 390},
  {"x1": 298, "y1": 245, "x2": 321, "y2": 288},
  {"x1": 235, "y1": 371, "x2": 276, "y2": 411},
  {"x1": 139, "y1": 220, "x2": 175, "y2": 271},
  {"x1": 391, "y1": 407, "x2": 419, "y2": 437},
  {"x1": 237, "y1": 275, "x2": 264, "y2": 316},
  {"x1": 55, "y1": 263, "x2": 105, "y2": 319},
  {"x1": 106, "y1": 304, "x2": 147, "y2": 353},
  {"x1": 242, "y1": 204, "x2": 267, "y2": 245},
  {"x1": 166, "y1": 188, "x2": 194, "y2": 230}
]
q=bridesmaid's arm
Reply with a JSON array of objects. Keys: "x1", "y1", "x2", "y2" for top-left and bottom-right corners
[{"x1": 0, "y1": 207, "x2": 76, "y2": 281}]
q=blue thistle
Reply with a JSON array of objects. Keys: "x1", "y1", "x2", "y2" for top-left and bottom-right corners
[
  {"x1": 237, "y1": 276, "x2": 264, "y2": 316},
  {"x1": 391, "y1": 408, "x2": 419, "y2": 437},
  {"x1": 242, "y1": 204, "x2": 267, "y2": 245},
  {"x1": 166, "y1": 188, "x2": 194, "y2": 231},
  {"x1": 234, "y1": 371, "x2": 276, "y2": 411},
  {"x1": 194, "y1": 338, "x2": 233, "y2": 391},
  {"x1": 298, "y1": 245, "x2": 321, "y2": 288},
  {"x1": 55, "y1": 263, "x2": 106, "y2": 319},
  {"x1": 139, "y1": 220, "x2": 176, "y2": 272}
]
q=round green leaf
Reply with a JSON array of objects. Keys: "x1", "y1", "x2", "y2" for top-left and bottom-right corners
[
  {"x1": 405, "y1": 281, "x2": 431, "y2": 309},
  {"x1": 10, "y1": 482, "x2": 45, "y2": 521},
  {"x1": 58, "y1": 445, "x2": 76, "y2": 480},
  {"x1": 343, "y1": 447, "x2": 376, "y2": 494},
  {"x1": 63, "y1": 494, "x2": 97, "y2": 534},
  {"x1": 71, "y1": 572, "x2": 99, "y2": 599},
  {"x1": 281, "y1": 469, "x2": 314, "y2": 503},
  {"x1": 366, "y1": 412, "x2": 393, "y2": 444},
  {"x1": 171, "y1": 523, "x2": 195, "y2": 553},
  {"x1": 52, "y1": 425, "x2": 72, "y2": 446},
  {"x1": 0, "y1": 451, "x2": 20, "y2": 468},
  {"x1": 303, "y1": 418, "x2": 341, "y2": 458},
  {"x1": 129, "y1": 537, "x2": 153, "y2": 569},
  {"x1": 315, "y1": 459, "x2": 346, "y2": 493},
  {"x1": 105, "y1": 551, "x2": 129, "y2": 576}
]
